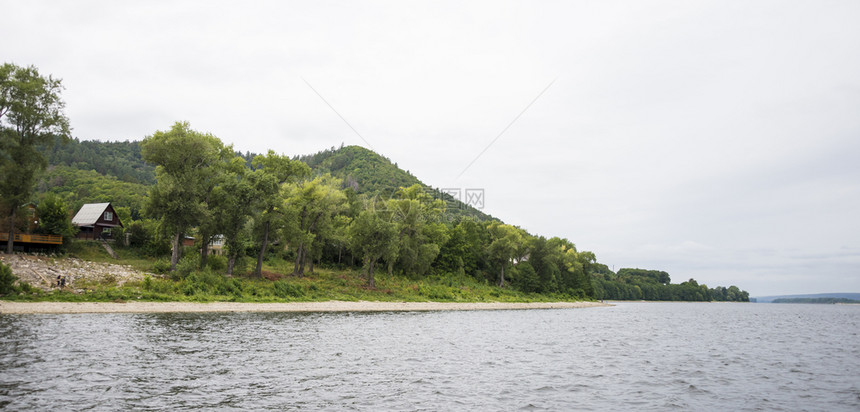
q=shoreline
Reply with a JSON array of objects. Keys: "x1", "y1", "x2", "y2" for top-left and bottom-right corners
[{"x1": 0, "y1": 300, "x2": 610, "y2": 314}]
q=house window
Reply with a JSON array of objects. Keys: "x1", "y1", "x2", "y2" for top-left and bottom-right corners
[{"x1": 104, "y1": 211, "x2": 113, "y2": 221}]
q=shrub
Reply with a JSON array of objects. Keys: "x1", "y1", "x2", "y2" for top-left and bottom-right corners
[
  {"x1": 151, "y1": 259, "x2": 171, "y2": 274},
  {"x1": 0, "y1": 263, "x2": 18, "y2": 296},
  {"x1": 174, "y1": 255, "x2": 199, "y2": 279},
  {"x1": 206, "y1": 254, "x2": 227, "y2": 272},
  {"x1": 273, "y1": 280, "x2": 304, "y2": 299}
]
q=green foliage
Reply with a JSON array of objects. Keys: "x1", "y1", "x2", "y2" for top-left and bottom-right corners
[
  {"x1": 272, "y1": 279, "x2": 305, "y2": 298},
  {"x1": 206, "y1": 254, "x2": 228, "y2": 272},
  {"x1": 299, "y1": 145, "x2": 492, "y2": 222},
  {"x1": 141, "y1": 121, "x2": 233, "y2": 269},
  {"x1": 283, "y1": 174, "x2": 348, "y2": 275},
  {"x1": 174, "y1": 254, "x2": 199, "y2": 279},
  {"x1": 349, "y1": 206, "x2": 398, "y2": 287},
  {"x1": 0, "y1": 262, "x2": 17, "y2": 295},
  {"x1": 0, "y1": 67, "x2": 747, "y2": 302},
  {"x1": 34, "y1": 192, "x2": 76, "y2": 239},
  {"x1": 125, "y1": 219, "x2": 170, "y2": 257},
  {"x1": 37, "y1": 166, "x2": 150, "y2": 219},
  {"x1": 617, "y1": 268, "x2": 670, "y2": 284},
  {"x1": 249, "y1": 150, "x2": 311, "y2": 277},
  {"x1": 593, "y1": 267, "x2": 749, "y2": 302},
  {"x1": 511, "y1": 260, "x2": 540, "y2": 293},
  {"x1": 40, "y1": 136, "x2": 155, "y2": 185},
  {"x1": 486, "y1": 222, "x2": 528, "y2": 287},
  {"x1": 151, "y1": 259, "x2": 171, "y2": 274},
  {"x1": 1, "y1": 62, "x2": 72, "y2": 253}
]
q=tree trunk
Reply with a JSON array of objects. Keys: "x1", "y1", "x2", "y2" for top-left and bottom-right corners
[
  {"x1": 299, "y1": 246, "x2": 307, "y2": 275},
  {"x1": 367, "y1": 257, "x2": 376, "y2": 288},
  {"x1": 5, "y1": 208, "x2": 15, "y2": 254},
  {"x1": 227, "y1": 254, "x2": 236, "y2": 276},
  {"x1": 199, "y1": 233, "x2": 210, "y2": 269},
  {"x1": 254, "y1": 221, "x2": 270, "y2": 278},
  {"x1": 498, "y1": 264, "x2": 505, "y2": 287},
  {"x1": 293, "y1": 241, "x2": 304, "y2": 275},
  {"x1": 170, "y1": 232, "x2": 182, "y2": 271}
]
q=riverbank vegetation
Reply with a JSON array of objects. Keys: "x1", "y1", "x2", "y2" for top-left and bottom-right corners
[{"x1": 1, "y1": 63, "x2": 750, "y2": 303}]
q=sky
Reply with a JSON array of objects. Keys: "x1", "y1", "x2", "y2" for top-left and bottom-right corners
[{"x1": 3, "y1": 0, "x2": 859, "y2": 296}]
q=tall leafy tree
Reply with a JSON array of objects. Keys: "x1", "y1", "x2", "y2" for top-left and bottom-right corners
[
  {"x1": 194, "y1": 149, "x2": 237, "y2": 269},
  {"x1": 485, "y1": 222, "x2": 528, "y2": 287},
  {"x1": 210, "y1": 156, "x2": 256, "y2": 275},
  {"x1": 283, "y1": 175, "x2": 347, "y2": 276},
  {"x1": 386, "y1": 184, "x2": 448, "y2": 277},
  {"x1": 250, "y1": 151, "x2": 310, "y2": 277},
  {"x1": 0, "y1": 63, "x2": 71, "y2": 253},
  {"x1": 349, "y1": 206, "x2": 398, "y2": 288},
  {"x1": 140, "y1": 122, "x2": 230, "y2": 270}
]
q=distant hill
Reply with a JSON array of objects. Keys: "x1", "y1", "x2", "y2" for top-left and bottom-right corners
[
  {"x1": 42, "y1": 137, "x2": 155, "y2": 185},
  {"x1": 753, "y1": 293, "x2": 860, "y2": 303},
  {"x1": 771, "y1": 297, "x2": 860, "y2": 304},
  {"x1": 298, "y1": 145, "x2": 493, "y2": 222},
  {"x1": 38, "y1": 139, "x2": 494, "y2": 222}
]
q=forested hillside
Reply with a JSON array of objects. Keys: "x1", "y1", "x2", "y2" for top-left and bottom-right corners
[
  {"x1": 298, "y1": 145, "x2": 492, "y2": 221},
  {"x1": 41, "y1": 137, "x2": 155, "y2": 184},
  {"x1": 22, "y1": 133, "x2": 746, "y2": 301},
  {"x1": 38, "y1": 139, "x2": 491, "y2": 222}
]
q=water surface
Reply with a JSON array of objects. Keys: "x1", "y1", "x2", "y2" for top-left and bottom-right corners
[{"x1": 1, "y1": 302, "x2": 858, "y2": 410}]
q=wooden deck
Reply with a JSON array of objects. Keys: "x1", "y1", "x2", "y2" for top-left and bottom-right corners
[{"x1": 0, "y1": 233, "x2": 63, "y2": 245}]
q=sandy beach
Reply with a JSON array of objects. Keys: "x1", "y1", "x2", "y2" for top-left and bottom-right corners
[{"x1": 0, "y1": 300, "x2": 610, "y2": 314}]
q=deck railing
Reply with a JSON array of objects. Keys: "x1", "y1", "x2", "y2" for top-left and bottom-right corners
[{"x1": 0, "y1": 233, "x2": 63, "y2": 245}]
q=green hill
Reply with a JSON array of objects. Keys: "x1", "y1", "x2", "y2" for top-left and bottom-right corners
[
  {"x1": 38, "y1": 140, "x2": 493, "y2": 222},
  {"x1": 42, "y1": 137, "x2": 155, "y2": 185},
  {"x1": 298, "y1": 145, "x2": 493, "y2": 222}
]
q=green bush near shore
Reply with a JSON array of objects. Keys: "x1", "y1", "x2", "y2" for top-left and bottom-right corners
[
  {"x1": 2, "y1": 267, "x2": 587, "y2": 303},
  {"x1": 1, "y1": 245, "x2": 591, "y2": 304}
]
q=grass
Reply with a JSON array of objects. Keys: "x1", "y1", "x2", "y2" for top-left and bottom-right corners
[{"x1": 2, "y1": 241, "x2": 592, "y2": 304}]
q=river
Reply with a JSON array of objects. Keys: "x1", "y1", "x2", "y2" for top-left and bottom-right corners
[{"x1": 1, "y1": 302, "x2": 858, "y2": 410}]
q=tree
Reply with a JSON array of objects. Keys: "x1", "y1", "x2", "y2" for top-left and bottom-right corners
[
  {"x1": 485, "y1": 222, "x2": 527, "y2": 287},
  {"x1": 1, "y1": 63, "x2": 71, "y2": 253},
  {"x1": 283, "y1": 175, "x2": 347, "y2": 276},
  {"x1": 386, "y1": 184, "x2": 448, "y2": 277},
  {"x1": 34, "y1": 193, "x2": 76, "y2": 241},
  {"x1": 194, "y1": 149, "x2": 235, "y2": 269},
  {"x1": 210, "y1": 156, "x2": 256, "y2": 275},
  {"x1": 349, "y1": 207, "x2": 398, "y2": 288},
  {"x1": 249, "y1": 151, "x2": 310, "y2": 277},
  {"x1": 140, "y1": 122, "x2": 230, "y2": 271}
]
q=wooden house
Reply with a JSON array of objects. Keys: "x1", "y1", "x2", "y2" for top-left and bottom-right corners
[{"x1": 72, "y1": 203, "x2": 123, "y2": 240}]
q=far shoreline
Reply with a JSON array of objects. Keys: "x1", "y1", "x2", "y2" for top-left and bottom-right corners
[{"x1": 0, "y1": 300, "x2": 611, "y2": 314}]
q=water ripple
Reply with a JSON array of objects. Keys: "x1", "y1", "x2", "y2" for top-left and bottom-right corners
[{"x1": 1, "y1": 304, "x2": 859, "y2": 410}]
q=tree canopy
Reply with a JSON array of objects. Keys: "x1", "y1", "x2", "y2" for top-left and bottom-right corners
[{"x1": 1, "y1": 62, "x2": 71, "y2": 253}]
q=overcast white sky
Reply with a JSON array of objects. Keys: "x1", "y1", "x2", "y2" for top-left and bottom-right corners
[{"x1": 4, "y1": 0, "x2": 859, "y2": 296}]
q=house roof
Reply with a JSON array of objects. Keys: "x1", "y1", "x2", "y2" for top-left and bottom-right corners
[{"x1": 72, "y1": 203, "x2": 112, "y2": 226}]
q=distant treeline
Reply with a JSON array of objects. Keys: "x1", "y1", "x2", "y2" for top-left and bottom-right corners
[
  {"x1": 592, "y1": 267, "x2": 749, "y2": 302},
  {"x1": 772, "y1": 297, "x2": 860, "y2": 304}
]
